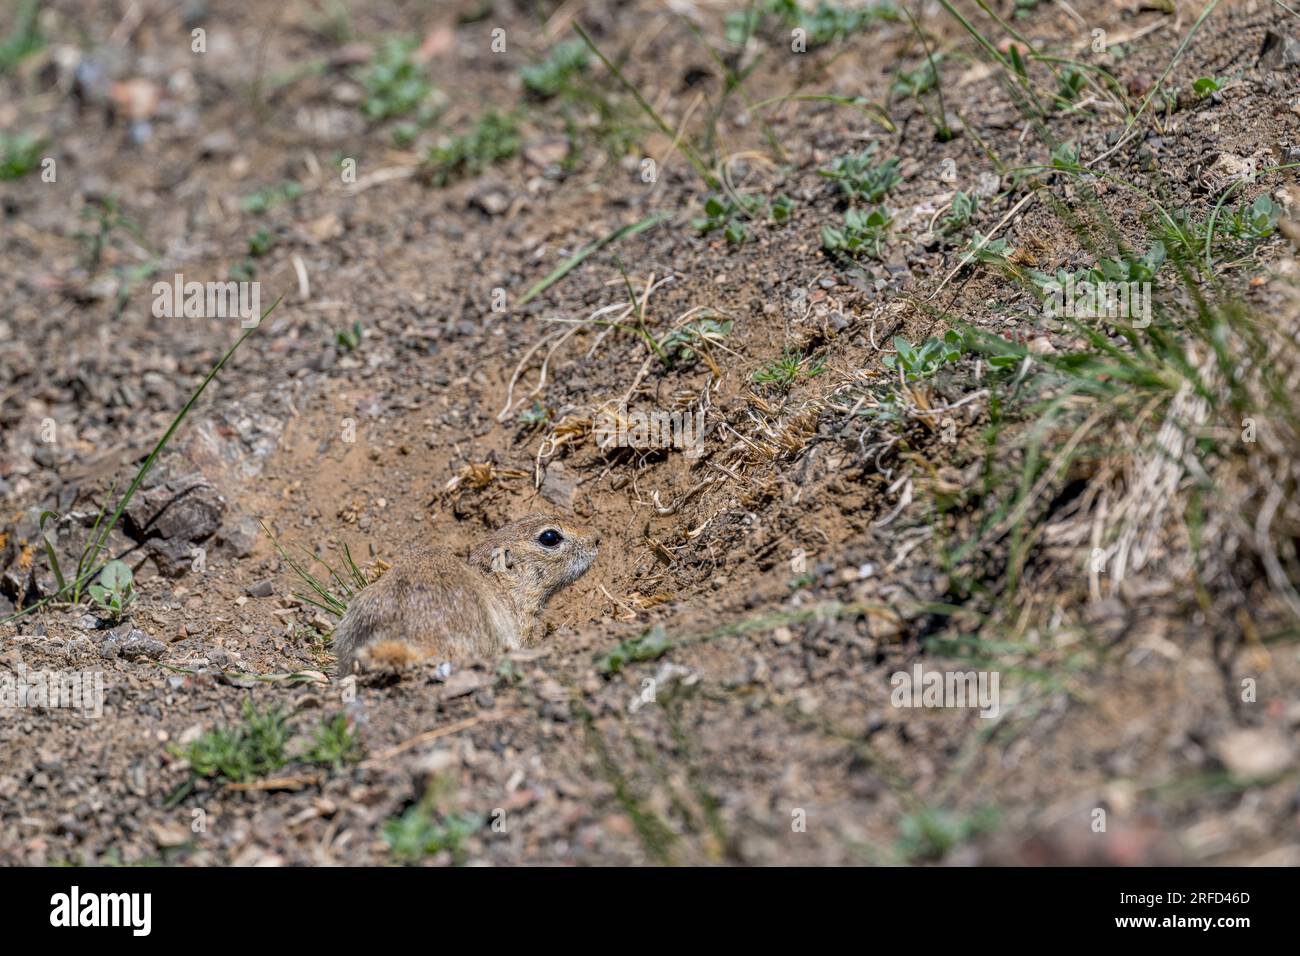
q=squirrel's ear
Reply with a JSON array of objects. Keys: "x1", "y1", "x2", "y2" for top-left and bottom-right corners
[{"x1": 490, "y1": 547, "x2": 512, "y2": 573}]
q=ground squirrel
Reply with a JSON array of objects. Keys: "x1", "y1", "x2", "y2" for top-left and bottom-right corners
[{"x1": 331, "y1": 513, "x2": 599, "y2": 675}]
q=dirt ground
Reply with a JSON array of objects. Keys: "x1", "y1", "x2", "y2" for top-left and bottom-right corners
[{"x1": 2, "y1": 0, "x2": 1299, "y2": 866}]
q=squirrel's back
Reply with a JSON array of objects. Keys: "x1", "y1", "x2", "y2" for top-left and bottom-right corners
[{"x1": 331, "y1": 549, "x2": 519, "y2": 676}]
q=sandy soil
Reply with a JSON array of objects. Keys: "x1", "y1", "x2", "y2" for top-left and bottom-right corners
[{"x1": 1, "y1": 0, "x2": 1298, "y2": 865}]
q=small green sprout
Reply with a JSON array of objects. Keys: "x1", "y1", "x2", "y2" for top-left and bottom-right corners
[
  {"x1": 335, "y1": 321, "x2": 364, "y2": 351},
  {"x1": 1224, "y1": 195, "x2": 1280, "y2": 243},
  {"x1": 891, "y1": 56, "x2": 941, "y2": 99},
  {"x1": 0, "y1": 130, "x2": 45, "y2": 180},
  {"x1": 247, "y1": 228, "x2": 276, "y2": 257},
  {"x1": 883, "y1": 331, "x2": 964, "y2": 381},
  {"x1": 385, "y1": 804, "x2": 483, "y2": 864},
  {"x1": 240, "y1": 181, "x2": 303, "y2": 215},
  {"x1": 753, "y1": 349, "x2": 826, "y2": 390},
  {"x1": 693, "y1": 193, "x2": 794, "y2": 244},
  {"x1": 305, "y1": 713, "x2": 363, "y2": 771},
  {"x1": 521, "y1": 40, "x2": 590, "y2": 98},
  {"x1": 819, "y1": 146, "x2": 902, "y2": 203},
  {"x1": 1192, "y1": 76, "x2": 1223, "y2": 98},
  {"x1": 661, "y1": 317, "x2": 733, "y2": 365},
  {"x1": 424, "y1": 111, "x2": 520, "y2": 187},
  {"x1": 360, "y1": 38, "x2": 436, "y2": 122},
  {"x1": 938, "y1": 191, "x2": 977, "y2": 237},
  {"x1": 821, "y1": 206, "x2": 893, "y2": 261},
  {"x1": 88, "y1": 560, "x2": 135, "y2": 622},
  {"x1": 597, "y1": 625, "x2": 671, "y2": 676}
]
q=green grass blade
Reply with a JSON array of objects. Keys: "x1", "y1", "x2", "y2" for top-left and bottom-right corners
[
  {"x1": 517, "y1": 213, "x2": 666, "y2": 307},
  {"x1": 572, "y1": 22, "x2": 718, "y2": 189}
]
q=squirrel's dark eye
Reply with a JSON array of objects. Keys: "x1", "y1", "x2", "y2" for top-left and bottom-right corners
[{"x1": 538, "y1": 529, "x2": 563, "y2": 548}]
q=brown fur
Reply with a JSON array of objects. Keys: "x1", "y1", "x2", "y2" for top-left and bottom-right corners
[{"x1": 331, "y1": 513, "x2": 599, "y2": 676}]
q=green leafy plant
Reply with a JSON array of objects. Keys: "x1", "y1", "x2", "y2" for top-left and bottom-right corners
[
  {"x1": 335, "y1": 320, "x2": 364, "y2": 352},
  {"x1": 1095, "y1": 240, "x2": 1165, "y2": 284},
  {"x1": 424, "y1": 111, "x2": 520, "y2": 187},
  {"x1": 1028, "y1": 241, "x2": 1166, "y2": 315},
  {"x1": 597, "y1": 625, "x2": 671, "y2": 675},
  {"x1": 1050, "y1": 141, "x2": 1080, "y2": 170},
  {"x1": 1192, "y1": 75, "x2": 1223, "y2": 98},
  {"x1": 788, "y1": 572, "x2": 817, "y2": 591},
  {"x1": 87, "y1": 560, "x2": 135, "y2": 622},
  {"x1": 0, "y1": 130, "x2": 44, "y2": 180},
  {"x1": 390, "y1": 122, "x2": 420, "y2": 148},
  {"x1": 694, "y1": 194, "x2": 757, "y2": 241},
  {"x1": 178, "y1": 702, "x2": 293, "y2": 783},
  {"x1": 800, "y1": 0, "x2": 896, "y2": 45},
  {"x1": 521, "y1": 40, "x2": 589, "y2": 98},
  {"x1": 240, "y1": 181, "x2": 303, "y2": 215},
  {"x1": 661, "y1": 317, "x2": 733, "y2": 365},
  {"x1": 384, "y1": 803, "x2": 483, "y2": 864},
  {"x1": 519, "y1": 401, "x2": 552, "y2": 428},
  {"x1": 523, "y1": 23, "x2": 661, "y2": 164},
  {"x1": 938, "y1": 190, "x2": 977, "y2": 237},
  {"x1": 821, "y1": 206, "x2": 893, "y2": 261},
  {"x1": 305, "y1": 713, "x2": 363, "y2": 770},
  {"x1": 769, "y1": 193, "x2": 796, "y2": 223},
  {"x1": 693, "y1": 193, "x2": 794, "y2": 244},
  {"x1": 0, "y1": 0, "x2": 42, "y2": 73},
  {"x1": 883, "y1": 331, "x2": 964, "y2": 381},
  {"x1": 752, "y1": 349, "x2": 826, "y2": 390},
  {"x1": 896, "y1": 806, "x2": 997, "y2": 862},
  {"x1": 360, "y1": 37, "x2": 436, "y2": 122},
  {"x1": 167, "y1": 704, "x2": 362, "y2": 807},
  {"x1": 733, "y1": 1, "x2": 897, "y2": 49},
  {"x1": 961, "y1": 231, "x2": 1012, "y2": 266},
  {"x1": 724, "y1": 6, "x2": 763, "y2": 46},
  {"x1": 247, "y1": 228, "x2": 276, "y2": 257},
  {"x1": 891, "y1": 55, "x2": 941, "y2": 99},
  {"x1": 1055, "y1": 68, "x2": 1086, "y2": 105},
  {"x1": 819, "y1": 146, "x2": 902, "y2": 203},
  {"x1": 1222, "y1": 194, "x2": 1281, "y2": 243}
]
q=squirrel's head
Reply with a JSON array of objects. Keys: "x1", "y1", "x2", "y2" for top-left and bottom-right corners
[{"x1": 470, "y1": 513, "x2": 600, "y2": 611}]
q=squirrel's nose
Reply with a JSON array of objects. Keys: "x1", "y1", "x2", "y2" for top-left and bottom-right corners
[{"x1": 591, "y1": 531, "x2": 603, "y2": 546}]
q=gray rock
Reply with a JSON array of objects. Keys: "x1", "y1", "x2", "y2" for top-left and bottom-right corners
[
  {"x1": 119, "y1": 634, "x2": 166, "y2": 660},
  {"x1": 469, "y1": 182, "x2": 511, "y2": 216},
  {"x1": 539, "y1": 462, "x2": 576, "y2": 509},
  {"x1": 245, "y1": 579, "x2": 274, "y2": 598},
  {"x1": 125, "y1": 478, "x2": 225, "y2": 543},
  {"x1": 99, "y1": 627, "x2": 166, "y2": 661},
  {"x1": 147, "y1": 536, "x2": 200, "y2": 578},
  {"x1": 216, "y1": 514, "x2": 261, "y2": 559},
  {"x1": 1215, "y1": 728, "x2": 1294, "y2": 780},
  {"x1": 441, "y1": 671, "x2": 488, "y2": 699},
  {"x1": 1259, "y1": 31, "x2": 1300, "y2": 70}
]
